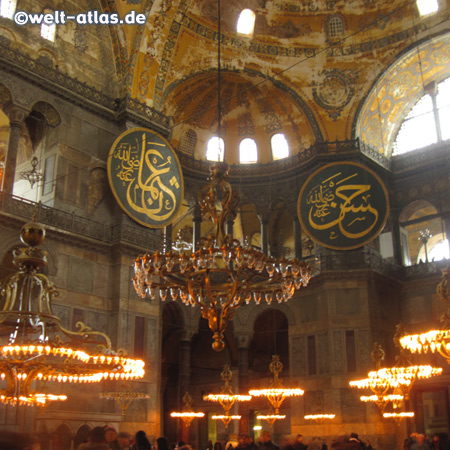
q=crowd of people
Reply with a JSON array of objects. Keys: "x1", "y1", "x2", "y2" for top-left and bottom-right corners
[{"x1": 1, "y1": 427, "x2": 448, "y2": 450}]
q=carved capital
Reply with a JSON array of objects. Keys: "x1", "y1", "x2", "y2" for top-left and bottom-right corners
[{"x1": 5, "y1": 104, "x2": 29, "y2": 126}]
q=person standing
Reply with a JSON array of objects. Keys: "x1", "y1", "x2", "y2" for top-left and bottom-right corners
[
  {"x1": 293, "y1": 435, "x2": 307, "y2": 450},
  {"x1": 258, "y1": 431, "x2": 279, "y2": 450},
  {"x1": 130, "y1": 431, "x2": 152, "y2": 450},
  {"x1": 78, "y1": 427, "x2": 110, "y2": 450}
]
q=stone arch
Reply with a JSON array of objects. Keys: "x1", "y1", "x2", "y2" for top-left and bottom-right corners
[
  {"x1": 0, "y1": 83, "x2": 13, "y2": 111},
  {"x1": 248, "y1": 308, "x2": 291, "y2": 375},
  {"x1": 269, "y1": 198, "x2": 294, "y2": 258},
  {"x1": 74, "y1": 424, "x2": 91, "y2": 449},
  {"x1": 398, "y1": 200, "x2": 445, "y2": 265},
  {"x1": 31, "y1": 101, "x2": 62, "y2": 128},
  {"x1": 354, "y1": 32, "x2": 450, "y2": 155}
]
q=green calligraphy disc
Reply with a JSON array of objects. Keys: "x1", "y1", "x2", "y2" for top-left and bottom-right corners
[
  {"x1": 297, "y1": 161, "x2": 389, "y2": 250},
  {"x1": 107, "y1": 128, "x2": 184, "y2": 228}
]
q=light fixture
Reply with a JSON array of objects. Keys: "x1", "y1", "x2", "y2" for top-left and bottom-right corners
[
  {"x1": 170, "y1": 391, "x2": 205, "y2": 427},
  {"x1": 0, "y1": 221, "x2": 145, "y2": 407},
  {"x1": 400, "y1": 267, "x2": 450, "y2": 363},
  {"x1": 304, "y1": 414, "x2": 336, "y2": 422},
  {"x1": 100, "y1": 382, "x2": 151, "y2": 417},
  {"x1": 20, "y1": 156, "x2": 44, "y2": 189},
  {"x1": 133, "y1": 0, "x2": 312, "y2": 354},
  {"x1": 382, "y1": 411, "x2": 415, "y2": 426},
  {"x1": 256, "y1": 413, "x2": 286, "y2": 427},
  {"x1": 349, "y1": 339, "x2": 442, "y2": 413},
  {"x1": 249, "y1": 355, "x2": 304, "y2": 416},
  {"x1": 204, "y1": 364, "x2": 251, "y2": 428}
]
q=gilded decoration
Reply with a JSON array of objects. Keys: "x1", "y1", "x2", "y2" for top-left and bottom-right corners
[
  {"x1": 312, "y1": 69, "x2": 357, "y2": 120},
  {"x1": 107, "y1": 128, "x2": 184, "y2": 228},
  {"x1": 297, "y1": 161, "x2": 389, "y2": 250},
  {"x1": 357, "y1": 34, "x2": 450, "y2": 154}
]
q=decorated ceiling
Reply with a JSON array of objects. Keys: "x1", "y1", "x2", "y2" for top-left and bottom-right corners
[
  {"x1": 2, "y1": 0, "x2": 449, "y2": 161},
  {"x1": 109, "y1": 0, "x2": 449, "y2": 161}
]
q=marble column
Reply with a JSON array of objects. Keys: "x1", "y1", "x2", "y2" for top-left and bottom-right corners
[
  {"x1": 237, "y1": 334, "x2": 250, "y2": 435},
  {"x1": 293, "y1": 216, "x2": 303, "y2": 259},
  {"x1": 391, "y1": 211, "x2": 403, "y2": 266},
  {"x1": 178, "y1": 338, "x2": 192, "y2": 444},
  {"x1": 444, "y1": 215, "x2": 450, "y2": 257},
  {"x1": 3, "y1": 105, "x2": 28, "y2": 194},
  {"x1": 260, "y1": 215, "x2": 269, "y2": 255},
  {"x1": 226, "y1": 214, "x2": 235, "y2": 237},
  {"x1": 193, "y1": 203, "x2": 202, "y2": 251},
  {"x1": 164, "y1": 224, "x2": 173, "y2": 254}
]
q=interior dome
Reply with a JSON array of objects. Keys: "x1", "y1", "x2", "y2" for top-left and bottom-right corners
[{"x1": 162, "y1": 70, "x2": 319, "y2": 164}]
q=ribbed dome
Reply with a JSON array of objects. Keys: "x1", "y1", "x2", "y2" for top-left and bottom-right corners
[{"x1": 162, "y1": 70, "x2": 318, "y2": 164}]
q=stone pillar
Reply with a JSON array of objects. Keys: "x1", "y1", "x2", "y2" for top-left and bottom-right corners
[
  {"x1": 391, "y1": 211, "x2": 403, "y2": 266},
  {"x1": 3, "y1": 105, "x2": 29, "y2": 194},
  {"x1": 293, "y1": 216, "x2": 303, "y2": 259},
  {"x1": 164, "y1": 224, "x2": 172, "y2": 254},
  {"x1": 226, "y1": 214, "x2": 235, "y2": 237},
  {"x1": 444, "y1": 215, "x2": 450, "y2": 257},
  {"x1": 193, "y1": 203, "x2": 202, "y2": 251},
  {"x1": 178, "y1": 338, "x2": 192, "y2": 444},
  {"x1": 260, "y1": 215, "x2": 269, "y2": 256},
  {"x1": 237, "y1": 334, "x2": 250, "y2": 435}
]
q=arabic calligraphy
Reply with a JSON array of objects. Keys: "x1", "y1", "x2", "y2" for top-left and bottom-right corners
[
  {"x1": 107, "y1": 128, "x2": 183, "y2": 228},
  {"x1": 298, "y1": 162, "x2": 389, "y2": 250}
]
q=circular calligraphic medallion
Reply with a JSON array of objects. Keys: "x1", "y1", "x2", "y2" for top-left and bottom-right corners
[
  {"x1": 107, "y1": 128, "x2": 184, "y2": 228},
  {"x1": 297, "y1": 161, "x2": 389, "y2": 250}
]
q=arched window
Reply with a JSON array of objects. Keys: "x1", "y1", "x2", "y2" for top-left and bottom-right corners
[
  {"x1": 237, "y1": 9, "x2": 255, "y2": 36},
  {"x1": 41, "y1": 9, "x2": 56, "y2": 42},
  {"x1": 328, "y1": 16, "x2": 344, "y2": 39},
  {"x1": 437, "y1": 77, "x2": 450, "y2": 141},
  {"x1": 393, "y1": 77, "x2": 450, "y2": 155},
  {"x1": 0, "y1": 0, "x2": 17, "y2": 19},
  {"x1": 239, "y1": 138, "x2": 257, "y2": 164},
  {"x1": 271, "y1": 133, "x2": 289, "y2": 160},
  {"x1": 206, "y1": 136, "x2": 224, "y2": 162},
  {"x1": 416, "y1": 0, "x2": 438, "y2": 16},
  {"x1": 179, "y1": 129, "x2": 197, "y2": 156}
]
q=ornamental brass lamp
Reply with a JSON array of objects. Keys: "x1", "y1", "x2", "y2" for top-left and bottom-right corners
[
  {"x1": 0, "y1": 221, "x2": 145, "y2": 407},
  {"x1": 204, "y1": 364, "x2": 251, "y2": 428},
  {"x1": 100, "y1": 382, "x2": 151, "y2": 417},
  {"x1": 249, "y1": 355, "x2": 304, "y2": 421},
  {"x1": 400, "y1": 267, "x2": 450, "y2": 363},
  {"x1": 304, "y1": 414, "x2": 336, "y2": 422},
  {"x1": 256, "y1": 413, "x2": 286, "y2": 428},
  {"x1": 134, "y1": 163, "x2": 312, "y2": 351},
  {"x1": 350, "y1": 336, "x2": 442, "y2": 413},
  {"x1": 170, "y1": 391, "x2": 205, "y2": 427}
]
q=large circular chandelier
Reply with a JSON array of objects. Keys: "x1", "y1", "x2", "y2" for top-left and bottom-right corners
[
  {"x1": 0, "y1": 221, "x2": 145, "y2": 407},
  {"x1": 134, "y1": 162, "x2": 312, "y2": 351},
  {"x1": 400, "y1": 267, "x2": 450, "y2": 362}
]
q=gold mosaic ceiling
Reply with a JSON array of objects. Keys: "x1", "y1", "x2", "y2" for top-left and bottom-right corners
[{"x1": 119, "y1": 0, "x2": 450, "y2": 158}]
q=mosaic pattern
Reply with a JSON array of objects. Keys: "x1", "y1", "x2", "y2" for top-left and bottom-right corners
[
  {"x1": 356, "y1": 34, "x2": 450, "y2": 154},
  {"x1": 312, "y1": 69, "x2": 357, "y2": 120}
]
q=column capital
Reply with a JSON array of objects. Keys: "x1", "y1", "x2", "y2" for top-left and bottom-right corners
[
  {"x1": 235, "y1": 332, "x2": 252, "y2": 349},
  {"x1": 5, "y1": 104, "x2": 29, "y2": 126}
]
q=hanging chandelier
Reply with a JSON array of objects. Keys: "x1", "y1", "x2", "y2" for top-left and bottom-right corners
[
  {"x1": 400, "y1": 267, "x2": 450, "y2": 362},
  {"x1": 133, "y1": 0, "x2": 312, "y2": 353},
  {"x1": 0, "y1": 221, "x2": 145, "y2": 407},
  {"x1": 203, "y1": 364, "x2": 251, "y2": 428},
  {"x1": 134, "y1": 163, "x2": 312, "y2": 351},
  {"x1": 100, "y1": 382, "x2": 151, "y2": 417},
  {"x1": 350, "y1": 337, "x2": 442, "y2": 413},
  {"x1": 170, "y1": 391, "x2": 205, "y2": 427},
  {"x1": 304, "y1": 414, "x2": 336, "y2": 422},
  {"x1": 249, "y1": 355, "x2": 304, "y2": 420},
  {"x1": 256, "y1": 413, "x2": 286, "y2": 427}
]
